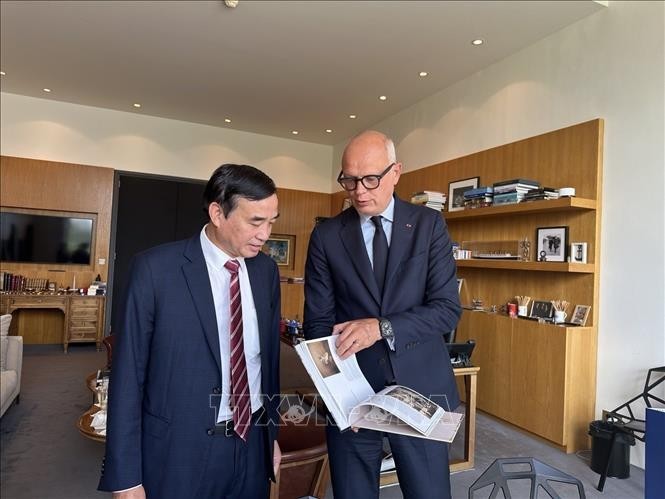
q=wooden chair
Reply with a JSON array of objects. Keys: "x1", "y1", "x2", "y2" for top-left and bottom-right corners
[
  {"x1": 270, "y1": 388, "x2": 330, "y2": 499},
  {"x1": 102, "y1": 334, "x2": 115, "y2": 368}
]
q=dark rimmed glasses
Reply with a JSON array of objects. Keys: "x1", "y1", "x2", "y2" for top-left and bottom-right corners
[{"x1": 337, "y1": 163, "x2": 395, "y2": 191}]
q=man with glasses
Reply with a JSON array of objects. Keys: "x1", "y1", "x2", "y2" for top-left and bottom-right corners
[{"x1": 304, "y1": 130, "x2": 462, "y2": 499}]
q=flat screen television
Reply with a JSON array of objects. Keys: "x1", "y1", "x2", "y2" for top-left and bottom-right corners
[{"x1": 0, "y1": 210, "x2": 94, "y2": 265}]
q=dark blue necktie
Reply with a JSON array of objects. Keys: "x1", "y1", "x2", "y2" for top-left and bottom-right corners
[{"x1": 371, "y1": 216, "x2": 388, "y2": 294}]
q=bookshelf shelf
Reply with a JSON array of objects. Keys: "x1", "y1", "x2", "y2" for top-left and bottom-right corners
[
  {"x1": 444, "y1": 197, "x2": 596, "y2": 221},
  {"x1": 455, "y1": 259, "x2": 594, "y2": 273}
]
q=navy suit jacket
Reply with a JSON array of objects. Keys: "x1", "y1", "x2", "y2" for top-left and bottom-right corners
[
  {"x1": 99, "y1": 234, "x2": 281, "y2": 497},
  {"x1": 304, "y1": 197, "x2": 461, "y2": 411}
]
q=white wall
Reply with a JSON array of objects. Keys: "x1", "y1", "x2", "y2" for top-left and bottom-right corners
[
  {"x1": 333, "y1": 1, "x2": 664, "y2": 467},
  {"x1": 0, "y1": 93, "x2": 333, "y2": 192}
]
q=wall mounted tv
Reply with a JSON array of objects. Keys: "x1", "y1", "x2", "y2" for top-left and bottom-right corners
[{"x1": 0, "y1": 210, "x2": 95, "y2": 265}]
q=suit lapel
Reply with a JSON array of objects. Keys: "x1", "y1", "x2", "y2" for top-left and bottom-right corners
[
  {"x1": 385, "y1": 198, "x2": 415, "y2": 292},
  {"x1": 340, "y1": 208, "x2": 381, "y2": 305},
  {"x1": 182, "y1": 235, "x2": 222, "y2": 376}
]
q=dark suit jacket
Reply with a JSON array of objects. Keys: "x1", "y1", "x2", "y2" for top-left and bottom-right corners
[
  {"x1": 304, "y1": 196, "x2": 461, "y2": 410},
  {"x1": 99, "y1": 234, "x2": 281, "y2": 497}
]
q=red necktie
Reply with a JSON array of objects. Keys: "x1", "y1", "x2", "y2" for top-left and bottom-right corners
[{"x1": 224, "y1": 259, "x2": 251, "y2": 441}]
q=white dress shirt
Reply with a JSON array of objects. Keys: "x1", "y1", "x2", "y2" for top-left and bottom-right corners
[{"x1": 200, "y1": 226, "x2": 263, "y2": 422}]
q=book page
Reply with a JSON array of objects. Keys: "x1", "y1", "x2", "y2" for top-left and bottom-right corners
[
  {"x1": 350, "y1": 406, "x2": 464, "y2": 443},
  {"x1": 349, "y1": 385, "x2": 445, "y2": 435},
  {"x1": 294, "y1": 336, "x2": 375, "y2": 430}
]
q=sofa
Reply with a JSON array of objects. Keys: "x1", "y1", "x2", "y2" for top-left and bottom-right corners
[{"x1": 1, "y1": 314, "x2": 23, "y2": 417}]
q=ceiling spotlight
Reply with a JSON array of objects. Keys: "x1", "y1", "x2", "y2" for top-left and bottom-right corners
[
  {"x1": 43, "y1": 88, "x2": 52, "y2": 93},
  {"x1": 133, "y1": 103, "x2": 141, "y2": 108},
  {"x1": 224, "y1": 0, "x2": 239, "y2": 8},
  {"x1": 0, "y1": 71, "x2": 5, "y2": 76},
  {"x1": 471, "y1": 38, "x2": 484, "y2": 46},
  {"x1": 378, "y1": 95, "x2": 387, "y2": 101},
  {"x1": 224, "y1": 118, "x2": 231, "y2": 123},
  {"x1": 325, "y1": 129, "x2": 333, "y2": 133},
  {"x1": 349, "y1": 114, "x2": 357, "y2": 119},
  {"x1": 419, "y1": 71, "x2": 428, "y2": 77},
  {"x1": 292, "y1": 130, "x2": 299, "y2": 135}
]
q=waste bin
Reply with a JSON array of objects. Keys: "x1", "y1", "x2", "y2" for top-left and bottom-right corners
[{"x1": 589, "y1": 420, "x2": 635, "y2": 479}]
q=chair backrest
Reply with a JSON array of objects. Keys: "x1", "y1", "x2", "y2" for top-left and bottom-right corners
[
  {"x1": 270, "y1": 389, "x2": 330, "y2": 499},
  {"x1": 102, "y1": 334, "x2": 116, "y2": 368}
]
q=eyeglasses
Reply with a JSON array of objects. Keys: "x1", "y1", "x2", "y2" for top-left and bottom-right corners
[{"x1": 337, "y1": 163, "x2": 395, "y2": 191}]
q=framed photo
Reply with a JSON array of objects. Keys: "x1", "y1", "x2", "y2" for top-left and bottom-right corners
[
  {"x1": 571, "y1": 305, "x2": 591, "y2": 326},
  {"x1": 570, "y1": 242, "x2": 588, "y2": 264},
  {"x1": 448, "y1": 177, "x2": 479, "y2": 212},
  {"x1": 530, "y1": 300, "x2": 554, "y2": 319},
  {"x1": 536, "y1": 226, "x2": 569, "y2": 262},
  {"x1": 262, "y1": 234, "x2": 295, "y2": 269}
]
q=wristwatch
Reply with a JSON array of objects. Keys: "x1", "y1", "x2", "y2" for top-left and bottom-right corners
[{"x1": 378, "y1": 317, "x2": 394, "y2": 341}]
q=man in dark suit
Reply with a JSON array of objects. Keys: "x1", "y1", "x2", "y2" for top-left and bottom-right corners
[
  {"x1": 99, "y1": 164, "x2": 282, "y2": 498},
  {"x1": 304, "y1": 131, "x2": 461, "y2": 499}
]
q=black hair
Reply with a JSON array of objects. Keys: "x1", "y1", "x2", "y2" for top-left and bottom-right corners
[{"x1": 203, "y1": 164, "x2": 277, "y2": 218}]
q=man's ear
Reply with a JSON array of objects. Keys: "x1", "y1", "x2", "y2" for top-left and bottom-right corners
[
  {"x1": 208, "y1": 202, "x2": 225, "y2": 228},
  {"x1": 392, "y1": 162, "x2": 403, "y2": 185}
]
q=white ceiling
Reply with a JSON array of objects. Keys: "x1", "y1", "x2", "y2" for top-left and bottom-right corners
[{"x1": 0, "y1": 1, "x2": 605, "y2": 145}]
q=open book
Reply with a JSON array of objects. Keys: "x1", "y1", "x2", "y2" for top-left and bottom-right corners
[{"x1": 294, "y1": 336, "x2": 463, "y2": 442}]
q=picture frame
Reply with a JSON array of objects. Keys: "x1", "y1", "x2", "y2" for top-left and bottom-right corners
[
  {"x1": 448, "y1": 177, "x2": 480, "y2": 212},
  {"x1": 570, "y1": 242, "x2": 588, "y2": 264},
  {"x1": 571, "y1": 305, "x2": 591, "y2": 326},
  {"x1": 262, "y1": 233, "x2": 295, "y2": 269},
  {"x1": 536, "y1": 226, "x2": 569, "y2": 262},
  {"x1": 530, "y1": 300, "x2": 554, "y2": 319}
]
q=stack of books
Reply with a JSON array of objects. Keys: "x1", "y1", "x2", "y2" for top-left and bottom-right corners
[
  {"x1": 411, "y1": 190, "x2": 447, "y2": 212},
  {"x1": 492, "y1": 178, "x2": 540, "y2": 206},
  {"x1": 463, "y1": 186, "x2": 494, "y2": 209},
  {"x1": 523, "y1": 187, "x2": 560, "y2": 202}
]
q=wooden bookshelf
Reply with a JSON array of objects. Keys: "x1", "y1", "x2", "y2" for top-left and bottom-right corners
[{"x1": 395, "y1": 118, "x2": 604, "y2": 452}]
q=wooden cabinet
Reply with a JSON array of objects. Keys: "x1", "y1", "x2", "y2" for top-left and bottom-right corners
[
  {"x1": 66, "y1": 296, "x2": 105, "y2": 352},
  {"x1": 395, "y1": 119, "x2": 603, "y2": 452}
]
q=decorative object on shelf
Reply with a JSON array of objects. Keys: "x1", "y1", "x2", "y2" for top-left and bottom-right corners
[
  {"x1": 571, "y1": 242, "x2": 588, "y2": 264},
  {"x1": 448, "y1": 177, "x2": 479, "y2": 212},
  {"x1": 471, "y1": 298, "x2": 484, "y2": 311},
  {"x1": 262, "y1": 233, "x2": 296, "y2": 269},
  {"x1": 536, "y1": 226, "x2": 569, "y2": 262},
  {"x1": 462, "y1": 240, "x2": 520, "y2": 259},
  {"x1": 519, "y1": 238, "x2": 531, "y2": 262},
  {"x1": 507, "y1": 302, "x2": 517, "y2": 318},
  {"x1": 515, "y1": 296, "x2": 531, "y2": 316},
  {"x1": 558, "y1": 187, "x2": 576, "y2": 197},
  {"x1": 551, "y1": 300, "x2": 570, "y2": 324},
  {"x1": 571, "y1": 305, "x2": 591, "y2": 326},
  {"x1": 530, "y1": 300, "x2": 554, "y2": 319}
]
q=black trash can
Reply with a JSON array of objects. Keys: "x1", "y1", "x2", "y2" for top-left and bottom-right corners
[{"x1": 589, "y1": 420, "x2": 635, "y2": 479}]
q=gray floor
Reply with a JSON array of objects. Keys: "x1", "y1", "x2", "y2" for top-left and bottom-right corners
[{"x1": 0, "y1": 344, "x2": 644, "y2": 499}]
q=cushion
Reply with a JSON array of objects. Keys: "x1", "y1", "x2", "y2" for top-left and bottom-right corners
[
  {"x1": 0, "y1": 315, "x2": 11, "y2": 371},
  {"x1": 0, "y1": 314, "x2": 11, "y2": 336},
  {"x1": 0, "y1": 369, "x2": 17, "y2": 395}
]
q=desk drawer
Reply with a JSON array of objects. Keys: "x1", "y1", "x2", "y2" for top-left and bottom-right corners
[
  {"x1": 69, "y1": 327, "x2": 98, "y2": 340},
  {"x1": 6, "y1": 296, "x2": 67, "y2": 308},
  {"x1": 69, "y1": 319, "x2": 98, "y2": 329},
  {"x1": 70, "y1": 308, "x2": 99, "y2": 320},
  {"x1": 70, "y1": 297, "x2": 100, "y2": 309}
]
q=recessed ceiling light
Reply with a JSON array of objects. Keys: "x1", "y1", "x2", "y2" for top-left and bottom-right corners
[
  {"x1": 471, "y1": 38, "x2": 484, "y2": 46},
  {"x1": 133, "y1": 103, "x2": 141, "y2": 108},
  {"x1": 0, "y1": 71, "x2": 5, "y2": 76},
  {"x1": 349, "y1": 114, "x2": 357, "y2": 119},
  {"x1": 43, "y1": 88, "x2": 52, "y2": 93},
  {"x1": 325, "y1": 129, "x2": 333, "y2": 133},
  {"x1": 292, "y1": 130, "x2": 299, "y2": 135},
  {"x1": 224, "y1": 118, "x2": 231, "y2": 123},
  {"x1": 378, "y1": 95, "x2": 387, "y2": 101},
  {"x1": 419, "y1": 71, "x2": 428, "y2": 77}
]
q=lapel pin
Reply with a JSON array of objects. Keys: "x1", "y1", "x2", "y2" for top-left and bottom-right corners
[{"x1": 405, "y1": 223, "x2": 412, "y2": 228}]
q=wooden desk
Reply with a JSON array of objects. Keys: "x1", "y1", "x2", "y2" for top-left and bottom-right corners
[
  {"x1": 380, "y1": 366, "x2": 479, "y2": 487},
  {"x1": 1, "y1": 294, "x2": 105, "y2": 352}
]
